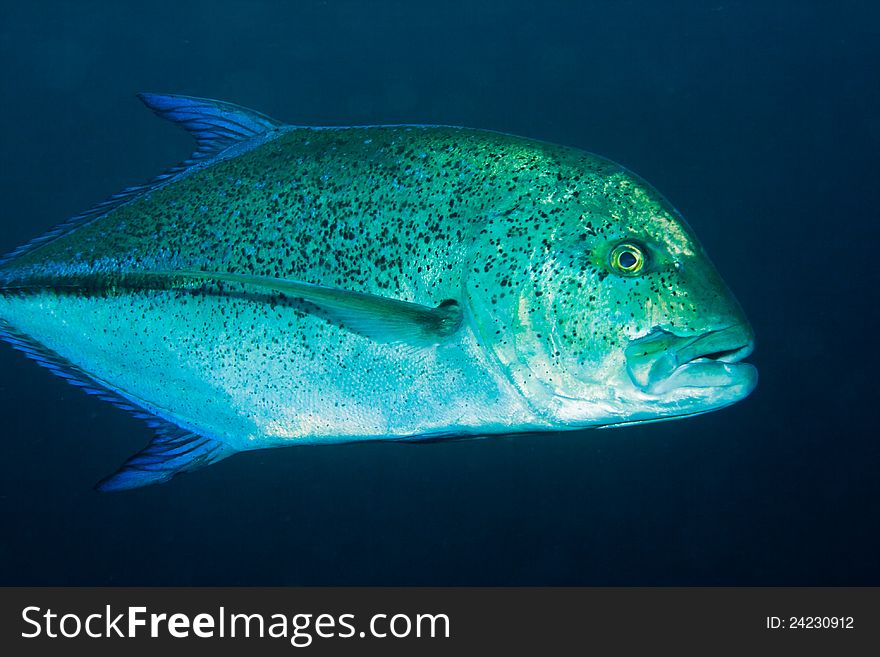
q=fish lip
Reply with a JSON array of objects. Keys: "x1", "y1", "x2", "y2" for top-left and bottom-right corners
[
  {"x1": 625, "y1": 324, "x2": 756, "y2": 394},
  {"x1": 677, "y1": 325, "x2": 754, "y2": 366}
]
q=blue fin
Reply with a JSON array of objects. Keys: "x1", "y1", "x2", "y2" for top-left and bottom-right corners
[
  {"x1": 137, "y1": 92, "x2": 284, "y2": 161},
  {"x1": 0, "y1": 93, "x2": 284, "y2": 268},
  {"x1": 0, "y1": 320, "x2": 236, "y2": 491},
  {"x1": 95, "y1": 426, "x2": 235, "y2": 492}
]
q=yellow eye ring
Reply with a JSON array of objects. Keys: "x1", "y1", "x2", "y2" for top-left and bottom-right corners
[{"x1": 610, "y1": 242, "x2": 645, "y2": 276}]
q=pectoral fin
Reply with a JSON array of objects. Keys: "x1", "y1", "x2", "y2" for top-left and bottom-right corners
[{"x1": 180, "y1": 270, "x2": 463, "y2": 345}]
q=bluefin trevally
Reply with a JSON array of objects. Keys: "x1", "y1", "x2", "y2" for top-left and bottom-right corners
[{"x1": 0, "y1": 94, "x2": 756, "y2": 490}]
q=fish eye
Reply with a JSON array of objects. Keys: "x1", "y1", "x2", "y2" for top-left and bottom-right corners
[{"x1": 610, "y1": 242, "x2": 646, "y2": 276}]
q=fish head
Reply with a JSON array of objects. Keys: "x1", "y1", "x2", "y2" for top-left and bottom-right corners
[{"x1": 465, "y1": 154, "x2": 757, "y2": 428}]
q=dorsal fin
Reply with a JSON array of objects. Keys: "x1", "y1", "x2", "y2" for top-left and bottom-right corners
[
  {"x1": 0, "y1": 94, "x2": 285, "y2": 268},
  {"x1": 137, "y1": 93, "x2": 285, "y2": 161}
]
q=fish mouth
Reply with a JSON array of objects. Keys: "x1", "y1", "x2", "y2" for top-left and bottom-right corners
[{"x1": 624, "y1": 324, "x2": 757, "y2": 397}]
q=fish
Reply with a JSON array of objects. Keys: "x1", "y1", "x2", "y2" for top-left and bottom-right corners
[{"x1": 0, "y1": 93, "x2": 757, "y2": 491}]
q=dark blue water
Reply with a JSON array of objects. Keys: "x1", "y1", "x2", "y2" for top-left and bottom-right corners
[{"x1": 0, "y1": 1, "x2": 877, "y2": 585}]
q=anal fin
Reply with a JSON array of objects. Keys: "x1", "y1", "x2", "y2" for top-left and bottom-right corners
[
  {"x1": 96, "y1": 425, "x2": 235, "y2": 492},
  {"x1": 0, "y1": 320, "x2": 237, "y2": 491}
]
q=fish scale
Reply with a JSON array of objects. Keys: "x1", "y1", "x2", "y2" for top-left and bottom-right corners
[{"x1": 0, "y1": 93, "x2": 756, "y2": 490}]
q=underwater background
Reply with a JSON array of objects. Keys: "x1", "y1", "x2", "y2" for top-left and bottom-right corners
[{"x1": 0, "y1": 0, "x2": 876, "y2": 585}]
